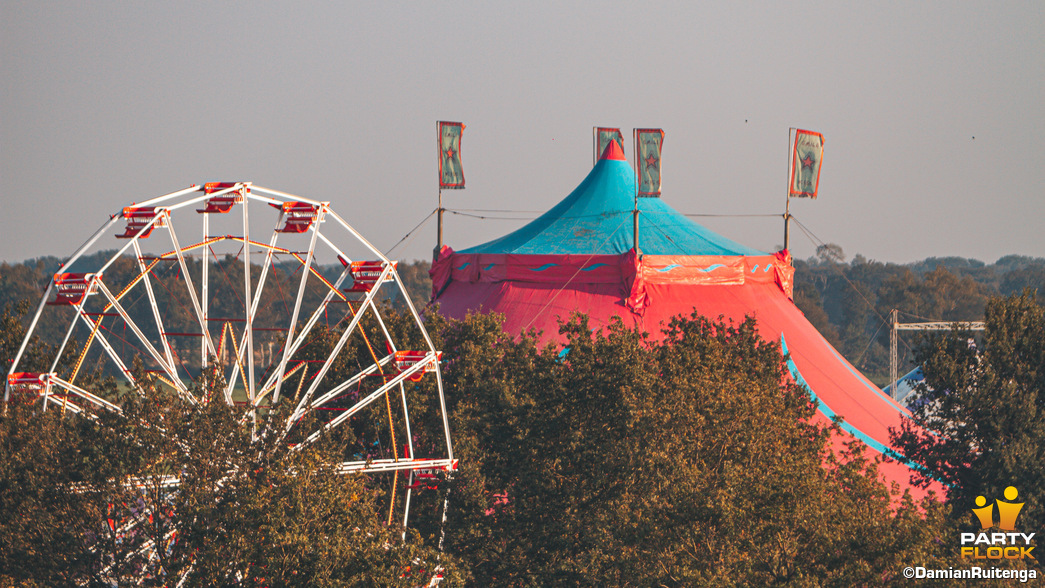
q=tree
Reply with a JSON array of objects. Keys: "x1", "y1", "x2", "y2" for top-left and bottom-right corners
[
  {"x1": 440, "y1": 311, "x2": 958, "y2": 586},
  {"x1": 892, "y1": 292, "x2": 1045, "y2": 536},
  {"x1": 0, "y1": 367, "x2": 461, "y2": 587}
]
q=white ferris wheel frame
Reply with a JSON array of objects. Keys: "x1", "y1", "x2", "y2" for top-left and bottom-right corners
[{"x1": 4, "y1": 182, "x2": 456, "y2": 533}]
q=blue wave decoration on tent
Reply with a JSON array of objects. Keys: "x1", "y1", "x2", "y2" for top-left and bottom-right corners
[
  {"x1": 698, "y1": 264, "x2": 726, "y2": 272},
  {"x1": 530, "y1": 263, "x2": 558, "y2": 272},
  {"x1": 751, "y1": 264, "x2": 759, "y2": 273},
  {"x1": 780, "y1": 335, "x2": 931, "y2": 477},
  {"x1": 581, "y1": 263, "x2": 608, "y2": 271},
  {"x1": 483, "y1": 264, "x2": 495, "y2": 271},
  {"x1": 456, "y1": 262, "x2": 471, "y2": 270},
  {"x1": 655, "y1": 264, "x2": 682, "y2": 273}
]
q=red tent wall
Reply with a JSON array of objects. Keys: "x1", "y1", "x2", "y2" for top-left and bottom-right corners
[{"x1": 432, "y1": 247, "x2": 944, "y2": 501}]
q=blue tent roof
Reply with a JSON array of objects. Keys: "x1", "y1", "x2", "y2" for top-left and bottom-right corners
[{"x1": 459, "y1": 153, "x2": 765, "y2": 256}]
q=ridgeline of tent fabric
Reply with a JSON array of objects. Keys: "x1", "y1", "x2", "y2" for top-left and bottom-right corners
[{"x1": 431, "y1": 141, "x2": 943, "y2": 500}]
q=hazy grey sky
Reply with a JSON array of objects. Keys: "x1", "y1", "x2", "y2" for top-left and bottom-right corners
[{"x1": 2, "y1": 1, "x2": 1042, "y2": 265}]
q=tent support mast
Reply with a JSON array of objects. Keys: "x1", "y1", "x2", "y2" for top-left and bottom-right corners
[
  {"x1": 435, "y1": 189, "x2": 444, "y2": 256},
  {"x1": 784, "y1": 128, "x2": 793, "y2": 251},
  {"x1": 632, "y1": 128, "x2": 640, "y2": 254},
  {"x1": 633, "y1": 199, "x2": 640, "y2": 254}
]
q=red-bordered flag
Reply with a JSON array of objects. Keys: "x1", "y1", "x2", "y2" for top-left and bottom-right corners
[
  {"x1": 789, "y1": 129, "x2": 824, "y2": 198},
  {"x1": 594, "y1": 127, "x2": 624, "y2": 165},
  {"x1": 635, "y1": 128, "x2": 665, "y2": 197},
  {"x1": 438, "y1": 121, "x2": 465, "y2": 189}
]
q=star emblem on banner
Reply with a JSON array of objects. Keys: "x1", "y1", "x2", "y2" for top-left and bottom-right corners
[
  {"x1": 644, "y1": 153, "x2": 659, "y2": 171},
  {"x1": 800, "y1": 153, "x2": 816, "y2": 170},
  {"x1": 445, "y1": 147, "x2": 456, "y2": 160}
]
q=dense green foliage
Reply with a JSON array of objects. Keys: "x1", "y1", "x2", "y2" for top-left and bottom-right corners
[
  {"x1": 436, "y1": 312, "x2": 958, "y2": 586},
  {"x1": 892, "y1": 293, "x2": 1045, "y2": 536},
  {"x1": 0, "y1": 380, "x2": 459, "y2": 587}
]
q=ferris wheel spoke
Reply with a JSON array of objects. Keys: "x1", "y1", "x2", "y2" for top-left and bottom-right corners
[
  {"x1": 271, "y1": 207, "x2": 326, "y2": 404},
  {"x1": 240, "y1": 195, "x2": 257, "y2": 403},
  {"x1": 72, "y1": 311, "x2": 135, "y2": 386},
  {"x1": 293, "y1": 353, "x2": 395, "y2": 418},
  {"x1": 294, "y1": 356, "x2": 433, "y2": 449},
  {"x1": 165, "y1": 212, "x2": 219, "y2": 365},
  {"x1": 256, "y1": 262, "x2": 353, "y2": 395},
  {"x1": 231, "y1": 213, "x2": 294, "y2": 404},
  {"x1": 131, "y1": 240, "x2": 180, "y2": 383},
  {"x1": 49, "y1": 375, "x2": 122, "y2": 413},
  {"x1": 95, "y1": 281, "x2": 191, "y2": 400},
  {"x1": 286, "y1": 264, "x2": 394, "y2": 430}
]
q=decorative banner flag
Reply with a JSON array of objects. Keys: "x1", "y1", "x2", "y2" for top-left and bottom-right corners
[
  {"x1": 594, "y1": 127, "x2": 624, "y2": 165},
  {"x1": 789, "y1": 129, "x2": 824, "y2": 198},
  {"x1": 438, "y1": 121, "x2": 465, "y2": 189},
  {"x1": 635, "y1": 128, "x2": 665, "y2": 197}
]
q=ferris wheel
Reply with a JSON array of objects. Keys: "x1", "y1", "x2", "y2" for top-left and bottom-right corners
[{"x1": 4, "y1": 182, "x2": 455, "y2": 530}]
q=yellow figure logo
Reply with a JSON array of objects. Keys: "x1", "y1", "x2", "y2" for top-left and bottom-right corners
[
  {"x1": 973, "y1": 486, "x2": 1025, "y2": 530},
  {"x1": 972, "y1": 495, "x2": 995, "y2": 530},
  {"x1": 997, "y1": 486, "x2": 1024, "y2": 531}
]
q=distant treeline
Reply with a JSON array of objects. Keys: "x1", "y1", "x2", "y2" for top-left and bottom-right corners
[
  {"x1": 3, "y1": 248, "x2": 1043, "y2": 385},
  {"x1": 792, "y1": 246, "x2": 1045, "y2": 384}
]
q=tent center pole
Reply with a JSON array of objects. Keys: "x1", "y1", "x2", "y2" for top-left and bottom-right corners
[
  {"x1": 436, "y1": 189, "x2": 444, "y2": 256},
  {"x1": 633, "y1": 207, "x2": 640, "y2": 253}
]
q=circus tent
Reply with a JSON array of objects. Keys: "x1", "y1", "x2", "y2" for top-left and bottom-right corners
[{"x1": 431, "y1": 140, "x2": 941, "y2": 499}]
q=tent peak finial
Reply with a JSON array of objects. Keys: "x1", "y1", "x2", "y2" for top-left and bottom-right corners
[{"x1": 600, "y1": 140, "x2": 626, "y2": 161}]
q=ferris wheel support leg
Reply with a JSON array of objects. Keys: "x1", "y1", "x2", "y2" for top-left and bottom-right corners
[
  {"x1": 132, "y1": 240, "x2": 179, "y2": 386},
  {"x1": 271, "y1": 209, "x2": 326, "y2": 405}
]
